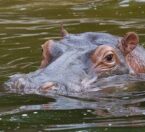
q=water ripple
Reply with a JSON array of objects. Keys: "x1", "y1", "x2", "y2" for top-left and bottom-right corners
[{"x1": 0, "y1": 0, "x2": 145, "y2": 131}]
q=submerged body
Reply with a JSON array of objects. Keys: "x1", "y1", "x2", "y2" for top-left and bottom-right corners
[{"x1": 4, "y1": 30, "x2": 145, "y2": 95}]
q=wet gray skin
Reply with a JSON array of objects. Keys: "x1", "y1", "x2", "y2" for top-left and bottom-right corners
[{"x1": 4, "y1": 31, "x2": 145, "y2": 96}]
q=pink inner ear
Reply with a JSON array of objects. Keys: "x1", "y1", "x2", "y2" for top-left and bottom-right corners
[
  {"x1": 125, "y1": 32, "x2": 139, "y2": 45},
  {"x1": 122, "y1": 32, "x2": 139, "y2": 54},
  {"x1": 130, "y1": 35, "x2": 138, "y2": 42}
]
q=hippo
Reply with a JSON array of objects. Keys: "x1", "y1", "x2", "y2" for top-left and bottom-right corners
[{"x1": 4, "y1": 26, "x2": 145, "y2": 96}]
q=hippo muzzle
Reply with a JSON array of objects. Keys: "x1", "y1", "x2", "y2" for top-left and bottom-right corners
[{"x1": 4, "y1": 29, "x2": 145, "y2": 95}]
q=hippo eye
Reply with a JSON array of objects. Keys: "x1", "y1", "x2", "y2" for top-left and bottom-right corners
[{"x1": 104, "y1": 54, "x2": 113, "y2": 62}]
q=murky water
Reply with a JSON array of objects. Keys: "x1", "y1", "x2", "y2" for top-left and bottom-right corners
[{"x1": 1, "y1": 0, "x2": 145, "y2": 131}]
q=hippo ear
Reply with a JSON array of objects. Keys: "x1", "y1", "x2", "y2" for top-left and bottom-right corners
[
  {"x1": 60, "y1": 24, "x2": 69, "y2": 37},
  {"x1": 120, "y1": 32, "x2": 139, "y2": 54},
  {"x1": 40, "y1": 40, "x2": 53, "y2": 68}
]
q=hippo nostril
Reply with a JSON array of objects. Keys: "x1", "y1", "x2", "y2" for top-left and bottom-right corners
[
  {"x1": 40, "y1": 81, "x2": 58, "y2": 93},
  {"x1": 15, "y1": 78, "x2": 26, "y2": 89},
  {"x1": 39, "y1": 82, "x2": 68, "y2": 95},
  {"x1": 4, "y1": 77, "x2": 27, "y2": 93}
]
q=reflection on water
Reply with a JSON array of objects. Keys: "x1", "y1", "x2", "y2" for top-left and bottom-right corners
[{"x1": 1, "y1": 0, "x2": 145, "y2": 131}]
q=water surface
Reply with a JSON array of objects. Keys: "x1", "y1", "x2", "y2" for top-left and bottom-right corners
[{"x1": 0, "y1": 0, "x2": 145, "y2": 131}]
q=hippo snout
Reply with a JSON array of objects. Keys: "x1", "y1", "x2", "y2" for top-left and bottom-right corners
[
  {"x1": 4, "y1": 74, "x2": 68, "y2": 95},
  {"x1": 4, "y1": 74, "x2": 37, "y2": 94}
]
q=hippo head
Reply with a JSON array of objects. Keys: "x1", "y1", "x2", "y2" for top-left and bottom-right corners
[{"x1": 4, "y1": 27, "x2": 145, "y2": 95}]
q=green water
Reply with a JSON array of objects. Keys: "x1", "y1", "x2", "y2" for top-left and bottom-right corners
[{"x1": 1, "y1": 0, "x2": 145, "y2": 131}]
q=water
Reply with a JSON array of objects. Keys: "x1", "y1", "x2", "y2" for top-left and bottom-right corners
[{"x1": 0, "y1": 0, "x2": 145, "y2": 131}]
